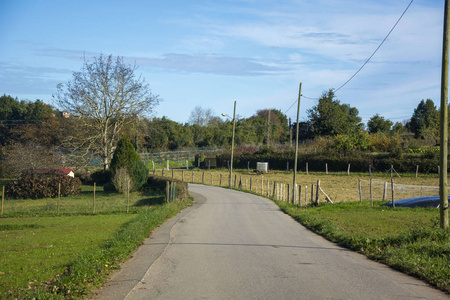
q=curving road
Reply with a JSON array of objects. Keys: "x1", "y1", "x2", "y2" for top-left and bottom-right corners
[{"x1": 93, "y1": 184, "x2": 448, "y2": 300}]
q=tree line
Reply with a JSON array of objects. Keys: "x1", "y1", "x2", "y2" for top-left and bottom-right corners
[{"x1": 0, "y1": 54, "x2": 445, "y2": 177}]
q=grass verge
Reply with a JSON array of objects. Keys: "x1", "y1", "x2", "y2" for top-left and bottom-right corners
[
  {"x1": 0, "y1": 200, "x2": 190, "y2": 299},
  {"x1": 275, "y1": 200, "x2": 450, "y2": 293}
]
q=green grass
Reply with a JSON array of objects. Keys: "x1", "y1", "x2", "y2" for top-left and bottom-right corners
[
  {"x1": 1, "y1": 184, "x2": 165, "y2": 217},
  {"x1": 0, "y1": 180, "x2": 192, "y2": 299},
  {"x1": 275, "y1": 201, "x2": 450, "y2": 293},
  {"x1": 0, "y1": 214, "x2": 135, "y2": 298}
]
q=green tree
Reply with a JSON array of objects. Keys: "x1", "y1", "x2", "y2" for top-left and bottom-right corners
[
  {"x1": 307, "y1": 89, "x2": 362, "y2": 136},
  {"x1": 367, "y1": 114, "x2": 393, "y2": 133},
  {"x1": 54, "y1": 54, "x2": 160, "y2": 170},
  {"x1": 407, "y1": 99, "x2": 439, "y2": 139},
  {"x1": 110, "y1": 136, "x2": 148, "y2": 191}
]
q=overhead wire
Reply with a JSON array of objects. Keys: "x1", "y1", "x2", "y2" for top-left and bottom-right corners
[{"x1": 284, "y1": 0, "x2": 415, "y2": 117}]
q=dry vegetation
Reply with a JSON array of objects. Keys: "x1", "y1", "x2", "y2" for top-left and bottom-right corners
[{"x1": 160, "y1": 168, "x2": 441, "y2": 203}]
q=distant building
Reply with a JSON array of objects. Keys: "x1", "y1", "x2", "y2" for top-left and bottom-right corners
[{"x1": 61, "y1": 111, "x2": 71, "y2": 118}]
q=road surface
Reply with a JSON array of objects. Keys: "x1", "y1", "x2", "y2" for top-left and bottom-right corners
[{"x1": 93, "y1": 184, "x2": 448, "y2": 299}]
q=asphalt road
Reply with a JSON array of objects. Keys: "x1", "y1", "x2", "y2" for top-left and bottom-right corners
[{"x1": 93, "y1": 184, "x2": 448, "y2": 300}]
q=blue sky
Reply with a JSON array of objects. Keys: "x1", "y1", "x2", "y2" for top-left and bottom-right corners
[{"x1": 0, "y1": 0, "x2": 445, "y2": 126}]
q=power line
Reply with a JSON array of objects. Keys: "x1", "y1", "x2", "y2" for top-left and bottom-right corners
[
  {"x1": 284, "y1": 0, "x2": 415, "y2": 116},
  {"x1": 334, "y1": 0, "x2": 414, "y2": 92}
]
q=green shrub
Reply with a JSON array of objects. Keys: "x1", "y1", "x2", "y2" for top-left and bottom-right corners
[
  {"x1": 90, "y1": 169, "x2": 112, "y2": 185},
  {"x1": 5, "y1": 171, "x2": 82, "y2": 199},
  {"x1": 110, "y1": 137, "x2": 148, "y2": 191}
]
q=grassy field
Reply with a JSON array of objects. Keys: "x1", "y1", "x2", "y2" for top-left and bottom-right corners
[
  {"x1": 0, "y1": 182, "x2": 191, "y2": 299},
  {"x1": 162, "y1": 168, "x2": 441, "y2": 203}
]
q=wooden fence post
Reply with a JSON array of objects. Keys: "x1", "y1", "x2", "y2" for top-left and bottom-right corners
[
  {"x1": 250, "y1": 178, "x2": 253, "y2": 191},
  {"x1": 316, "y1": 180, "x2": 320, "y2": 206},
  {"x1": 306, "y1": 162, "x2": 309, "y2": 175},
  {"x1": 267, "y1": 180, "x2": 270, "y2": 197},
  {"x1": 127, "y1": 180, "x2": 130, "y2": 213},
  {"x1": 369, "y1": 165, "x2": 372, "y2": 176},
  {"x1": 220, "y1": 174, "x2": 222, "y2": 186},
  {"x1": 287, "y1": 184, "x2": 290, "y2": 203},
  {"x1": 358, "y1": 179, "x2": 362, "y2": 202},
  {"x1": 192, "y1": 171, "x2": 194, "y2": 183},
  {"x1": 93, "y1": 182, "x2": 96, "y2": 214},
  {"x1": 166, "y1": 181, "x2": 170, "y2": 203},
  {"x1": 370, "y1": 178, "x2": 373, "y2": 207},
  {"x1": 326, "y1": 163, "x2": 328, "y2": 175},
  {"x1": 347, "y1": 164, "x2": 351, "y2": 175},
  {"x1": 305, "y1": 185, "x2": 308, "y2": 206},
  {"x1": 57, "y1": 183, "x2": 61, "y2": 215},
  {"x1": 416, "y1": 165, "x2": 419, "y2": 178},
  {"x1": 311, "y1": 184, "x2": 314, "y2": 206},
  {"x1": 383, "y1": 182, "x2": 387, "y2": 201},
  {"x1": 299, "y1": 185, "x2": 302, "y2": 206},
  {"x1": 182, "y1": 170, "x2": 184, "y2": 182},
  {"x1": 172, "y1": 169, "x2": 174, "y2": 179},
  {"x1": 391, "y1": 178, "x2": 395, "y2": 208},
  {"x1": 211, "y1": 173, "x2": 213, "y2": 185},
  {"x1": 202, "y1": 172, "x2": 205, "y2": 184}
]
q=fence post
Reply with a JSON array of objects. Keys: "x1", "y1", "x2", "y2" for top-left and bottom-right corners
[
  {"x1": 192, "y1": 171, "x2": 194, "y2": 183},
  {"x1": 347, "y1": 164, "x2": 351, "y2": 175},
  {"x1": 383, "y1": 182, "x2": 387, "y2": 201},
  {"x1": 267, "y1": 180, "x2": 270, "y2": 197},
  {"x1": 1, "y1": 186, "x2": 4, "y2": 215},
  {"x1": 167, "y1": 160, "x2": 169, "y2": 171},
  {"x1": 162, "y1": 169, "x2": 164, "y2": 177},
  {"x1": 166, "y1": 181, "x2": 170, "y2": 203},
  {"x1": 287, "y1": 184, "x2": 290, "y2": 203},
  {"x1": 250, "y1": 178, "x2": 253, "y2": 191},
  {"x1": 316, "y1": 180, "x2": 320, "y2": 206},
  {"x1": 358, "y1": 179, "x2": 362, "y2": 202},
  {"x1": 299, "y1": 185, "x2": 302, "y2": 206},
  {"x1": 127, "y1": 180, "x2": 130, "y2": 213},
  {"x1": 210, "y1": 173, "x2": 213, "y2": 185},
  {"x1": 248, "y1": 161, "x2": 250, "y2": 172},
  {"x1": 234, "y1": 175, "x2": 237, "y2": 188},
  {"x1": 256, "y1": 179, "x2": 258, "y2": 193},
  {"x1": 391, "y1": 178, "x2": 395, "y2": 208},
  {"x1": 202, "y1": 172, "x2": 205, "y2": 184},
  {"x1": 57, "y1": 183, "x2": 61, "y2": 215},
  {"x1": 93, "y1": 182, "x2": 96, "y2": 214},
  {"x1": 326, "y1": 163, "x2": 328, "y2": 175},
  {"x1": 172, "y1": 169, "x2": 174, "y2": 179},
  {"x1": 306, "y1": 162, "x2": 309, "y2": 175},
  {"x1": 182, "y1": 170, "x2": 184, "y2": 182},
  {"x1": 369, "y1": 165, "x2": 372, "y2": 176},
  {"x1": 370, "y1": 178, "x2": 373, "y2": 207},
  {"x1": 220, "y1": 174, "x2": 222, "y2": 186},
  {"x1": 311, "y1": 184, "x2": 314, "y2": 206},
  {"x1": 287, "y1": 162, "x2": 289, "y2": 172},
  {"x1": 305, "y1": 185, "x2": 308, "y2": 206},
  {"x1": 416, "y1": 165, "x2": 419, "y2": 178},
  {"x1": 273, "y1": 181, "x2": 276, "y2": 198}
]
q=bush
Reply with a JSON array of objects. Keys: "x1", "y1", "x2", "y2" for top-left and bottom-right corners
[
  {"x1": 90, "y1": 169, "x2": 112, "y2": 185},
  {"x1": 111, "y1": 167, "x2": 132, "y2": 194},
  {"x1": 5, "y1": 171, "x2": 82, "y2": 199},
  {"x1": 110, "y1": 137, "x2": 148, "y2": 191}
]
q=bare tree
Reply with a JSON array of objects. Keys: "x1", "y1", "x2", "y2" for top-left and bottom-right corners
[
  {"x1": 188, "y1": 106, "x2": 214, "y2": 126},
  {"x1": 54, "y1": 54, "x2": 160, "y2": 170}
]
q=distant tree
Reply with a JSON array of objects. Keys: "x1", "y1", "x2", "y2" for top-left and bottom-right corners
[
  {"x1": 188, "y1": 106, "x2": 214, "y2": 126},
  {"x1": 391, "y1": 121, "x2": 406, "y2": 134},
  {"x1": 307, "y1": 89, "x2": 362, "y2": 136},
  {"x1": 367, "y1": 114, "x2": 393, "y2": 133},
  {"x1": 407, "y1": 99, "x2": 439, "y2": 139},
  {"x1": 54, "y1": 54, "x2": 160, "y2": 170}
]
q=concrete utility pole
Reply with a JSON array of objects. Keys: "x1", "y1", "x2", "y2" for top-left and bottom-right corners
[
  {"x1": 440, "y1": 0, "x2": 449, "y2": 229},
  {"x1": 293, "y1": 83, "x2": 302, "y2": 203}
]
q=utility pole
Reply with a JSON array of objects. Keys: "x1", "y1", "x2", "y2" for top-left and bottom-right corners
[
  {"x1": 289, "y1": 117, "x2": 293, "y2": 147},
  {"x1": 293, "y1": 83, "x2": 302, "y2": 203},
  {"x1": 440, "y1": 0, "x2": 449, "y2": 229},
  {"x1": 266, "y1": 110, "x2": 271, "y2": 146}
]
